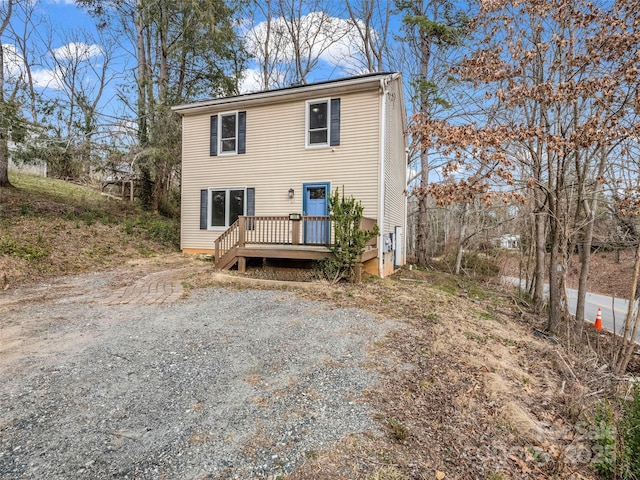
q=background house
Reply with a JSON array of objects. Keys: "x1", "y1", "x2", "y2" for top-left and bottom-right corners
[{"x1": 173, "y1": 72, "x2": 407, "y2": 277}]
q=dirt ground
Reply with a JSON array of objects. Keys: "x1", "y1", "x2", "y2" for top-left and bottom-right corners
[
  {"x1": 0, "y1": 257, "x2": 394, "y2": 479},
  {"x1": 2, "y1": 253, "x2": 637, "y2": 478},
  {"x1": 196, "y1": 264, "x2": 632, "y2": 479}
]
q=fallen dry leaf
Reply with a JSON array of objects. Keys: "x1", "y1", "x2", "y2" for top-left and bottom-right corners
[{"x1": 509, "y1": 454, "x2": 531, "y2": 474}]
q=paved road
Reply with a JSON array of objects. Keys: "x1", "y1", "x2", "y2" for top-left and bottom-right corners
[
  {"x1": 565, "y1": 289, "x2": 639, "y2": 340},
  {"x1": 504, "y1": 277, "x2": 640, "y2": 343}
]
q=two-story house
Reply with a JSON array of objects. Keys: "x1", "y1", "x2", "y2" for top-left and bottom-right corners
[{"x1": 172, "y1": 72, "x2": 407, "y2": 277}]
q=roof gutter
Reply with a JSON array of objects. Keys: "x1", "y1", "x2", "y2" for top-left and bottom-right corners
[{"x1": 172, "y1": 74, "x2": 392, "y2": 115}]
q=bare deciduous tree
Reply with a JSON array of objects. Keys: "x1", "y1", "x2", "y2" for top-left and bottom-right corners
[
  {"x1": 412, "y1": 0, "x2": 640, "y2": 339},
  {"x1": 397, "y1": 0, "x2": 468, "y2": 266},
  {"x1": 343, "y1": 0, "x2": 392, "y2": 73},
  {"x1": 0, "y1": 0, "x2": 14, "y2": 188}
]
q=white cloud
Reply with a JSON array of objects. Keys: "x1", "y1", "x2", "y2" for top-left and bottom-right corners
[
  {"x1": 239, "y1": 67, "x2": 288, "y2": 94},
  {"x1": 243, "y1": 11, "x2": 373, "y2": 87},
  {"x1": 3, "y1": 41, "x2": 103, "y2": 91},
  {"x1": 2, "y1": 43, "x2": 61, "y2": 89},
  {"x1": 45, "y1": 0, "x2": 78, "y2": 4},
  {"x1": 31, "y1": 68, "x2": 64, "y2": 90},
  {"x1": 2, "y1": 44, "x2": 23, "y2": 80},
  {"x1": 51, "y1": 42, "x2": 102, "y2": 61},
  {"x1": 238, "y1": 68, "x2": 264, "y2": 94}
]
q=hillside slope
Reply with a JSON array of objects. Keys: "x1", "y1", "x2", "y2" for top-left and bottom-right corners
[
  {"x1": 2, "y1": 173, "x2": 637, "y2": 479},
  {"x1": 0, "y1": 173, "x2": 180, "y2": 287}
]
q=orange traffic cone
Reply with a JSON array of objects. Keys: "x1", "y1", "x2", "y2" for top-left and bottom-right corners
[{"x1": 594, "y1": 308, "x2": 603, "y2": 331}]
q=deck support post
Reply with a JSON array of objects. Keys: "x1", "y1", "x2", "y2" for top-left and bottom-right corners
[
  {"x1": 238, "y1": 256, "x2": 246, "y2": 273},
  {"x1": 354, "y1": 262, "x2": 363, "y2": 283},
  {"x1": 238, "y1": 217, "x2": 246, "y2": 248}
]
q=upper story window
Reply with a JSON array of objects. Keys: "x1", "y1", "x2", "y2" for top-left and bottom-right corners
[
  {"x1": 220, "y1": 113, "x2": 237, "y2": 154},
  {"x1": 306, "y1": 98, "x2": 340, "y2": 148},
  {"x1": 210, "y1": 111, "x2": 246, "y2": 156},
  {"x1": 308, "y1": 100, "x2": 328, "y2": 145}
]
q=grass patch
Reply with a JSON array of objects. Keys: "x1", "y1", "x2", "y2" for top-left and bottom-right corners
[
  {"x1": 479, "y1": 311, "x2": 496, "y2": 321},
  {"x1": 1, "y1": 173, "x2": 179, "y2": 284},
  {"x1": 388, "y1": 418, "x2": 408, "y2": 441},
  {"x1": 464, "y1": 330, "x2": 487, "y2": 344},
  {"x1": 121, "y1": 215, "x2": 180, "y2": 248},
  {"x1": 0, "y1": 237, "x2": 50, "y2": 261}
]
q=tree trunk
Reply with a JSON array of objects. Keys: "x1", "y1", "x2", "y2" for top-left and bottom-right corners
[
  {"x1": 262, "y1": 0, "x2": 272, "y2": 88},
  {"x1": 415, "y1": 21, "x2": 433, "y2": 266},
  {"x1": 454, "y1": 203, "x2": 468, "y2": 275},
  {"x1": 0, "y1": 133, "x2": 10, "y2": 188},
  {"x1": 614, "y1": 240, "x2": 640, "y2": 374},
  {"x1": 575, "y1": 145, "x2": 607, "y2": 339},
  {"x1": 415, "y1": 163, "x2": 430, "y2": 263},
  {"x1": 136, "y1": 0, "x2": 148, "y2": 146},
  {"x1": 0, "y1": 1, "x2": 13, "y2": 189},
  {"x1": 533, "y1": 207, "x2": 546, "y2": 313}
]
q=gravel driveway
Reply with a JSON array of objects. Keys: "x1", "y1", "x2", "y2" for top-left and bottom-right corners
[{"x1": 0, "y1": 264, "x2": 391, "y2": 479}]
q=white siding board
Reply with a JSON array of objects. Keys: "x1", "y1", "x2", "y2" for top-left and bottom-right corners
[
  {"x1": 181, "y1": 88, "x2": 382, "y2": 250},
  {"x1": 382, "y1": 77, "x2": 407, "y2": 263}
]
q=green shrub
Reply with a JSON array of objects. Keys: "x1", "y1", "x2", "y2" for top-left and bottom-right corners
[
  {"x1": 592, "y1": 386, "x2": 640, "y2": 479},
  {"x1": 321, "y1": 187, "x2": 378, "y2": 283},
  {"x1": 121, "y1": 215, "x2": 180, "y2": 249},
  {"x1": 591, "y1": 401, "x2": 617, "y2": 476},
  {"x1": 0, "y1": 237, "x2": 50, "y2": 261},
  {"x1": 440, "y1": 249, "x2": 500, "y2": 279},
  {"x1": 620, "y1": 384, "x2": 640, "y2": 478},
  {"x1": 145, "y1": 218, "x2": 179, "y2": 246}
]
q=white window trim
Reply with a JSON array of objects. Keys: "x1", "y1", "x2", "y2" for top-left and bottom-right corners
[
  {"x1": 207, "y1": 186, "x2": 247, "y2": 230},
  {"x1": 218, "y1": 111, "x2": 238, "y2": 155},
  {"x1": 305, "y1": 98, "x2": 331, "y2": 149}
]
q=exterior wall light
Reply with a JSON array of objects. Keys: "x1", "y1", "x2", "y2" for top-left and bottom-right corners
[{"x1": 288, "y1": 188, "x2": 295, "y2": 199}]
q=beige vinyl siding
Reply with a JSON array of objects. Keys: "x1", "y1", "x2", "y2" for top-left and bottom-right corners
[
  {"x1": 181, "y1": 88, "x2": 382, "y2": 251},
  {"x1": 383, "y1": 77, "x2": 408, "y2": 259}
]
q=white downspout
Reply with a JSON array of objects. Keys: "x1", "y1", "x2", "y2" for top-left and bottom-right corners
[
  {"x1": 404, "y1": 148, "x2": 409, "y2": 266},
  {"x1": 378, "y1": 77, "x2": 388, "y2": 278}
]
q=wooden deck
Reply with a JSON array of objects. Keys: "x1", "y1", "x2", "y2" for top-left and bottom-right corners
[{"x1": 214, "y1": 215, "x2": 378, "y2": 272}]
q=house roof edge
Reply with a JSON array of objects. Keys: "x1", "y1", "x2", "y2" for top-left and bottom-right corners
[{"x1": 172, "y1": 72, "x2": 401, "y2": 114}]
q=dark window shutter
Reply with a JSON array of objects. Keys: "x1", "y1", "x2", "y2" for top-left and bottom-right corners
[
  {"x1": 200, "y1": 189, "x2": 208, "y2": 229},
  {"x1": 237, "y1": 111, "x2": 246, "y2": 154},
  {"x1": 246, "y1": 187, "x2": 255, "y2": 231},
  {"x1": 330, "y1": 98, "x2": 340, "y2": 146},
  {"x1": 210, "y1": 115, "x2": 218, "y2": 156},
  {"x1": 246, "y1": 187, "x2": 255, "y2": 216}
]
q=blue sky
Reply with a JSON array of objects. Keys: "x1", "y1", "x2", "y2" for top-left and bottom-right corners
[
  {"x1": 3, "y1": 0, "x2": 406, "y2": 137},
  {"x1": 30, "y1": 0, "x2": 402, "y2": 92},
  {"x1": 42, "y1": 0, "x2": 91, "y2": 25}
]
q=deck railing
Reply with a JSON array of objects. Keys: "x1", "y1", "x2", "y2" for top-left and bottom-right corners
[
  {"x1": 214, "y1": 215, "x2": 377, "y2": 261},
  {"x1": 214, "y1": 218, "x2": 240, "y2": 261}
]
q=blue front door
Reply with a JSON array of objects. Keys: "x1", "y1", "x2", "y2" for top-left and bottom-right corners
[{"x1": 303, "y1": 183, "x2": 330, "y2": 244}]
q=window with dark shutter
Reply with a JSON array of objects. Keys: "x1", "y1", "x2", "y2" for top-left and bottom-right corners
[
  {"x1": 202, "y1": 187, "x2": 250, "y2": 229},
  {"x1": 219, "y1": 113, "x2": 237, "y2": 153},
  {"x1": 212, "y1": 111, "x2": 246, "y2": 155},
  {"x1": 306, "y1": 98, "x2": 340, "y2": 147}
]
